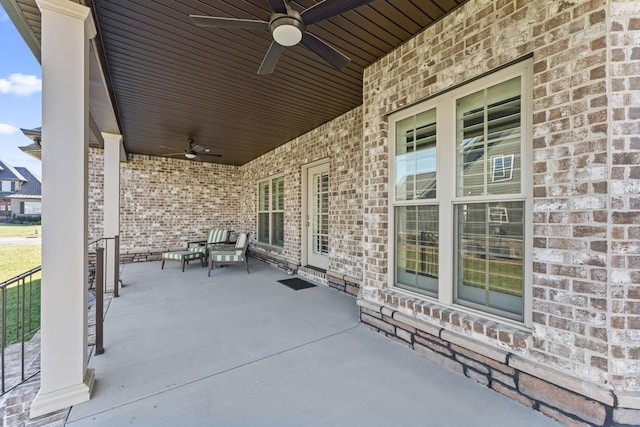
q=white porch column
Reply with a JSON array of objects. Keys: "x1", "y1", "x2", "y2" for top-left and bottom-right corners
[
  {"x1": 102, "y1": 133, "x2": 122, "y2": 290},
  {"x1": 31, "y1": 0, "x2": 96, "y2": 418}
]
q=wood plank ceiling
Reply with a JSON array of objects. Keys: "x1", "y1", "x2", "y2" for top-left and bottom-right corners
[{"x1": 14, "y1": 0, "x2": 468, "y2": 165}]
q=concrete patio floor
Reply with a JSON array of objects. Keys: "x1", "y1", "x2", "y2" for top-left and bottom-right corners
[{"x1": 66, "y1": 259, "x2": 561, "y2": 427}]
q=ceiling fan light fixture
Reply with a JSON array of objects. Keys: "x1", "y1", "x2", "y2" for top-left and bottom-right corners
[
  {"x1": 184, "y1": 152, "x2": 197, "y2": 159},
  {"x1": 271, "y1": 16, "x2": 303, "y2": 46}
]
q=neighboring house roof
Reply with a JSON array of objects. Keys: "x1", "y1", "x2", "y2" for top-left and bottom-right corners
[
  {"x1": 19, "y1": 127, "x2": 42, "y2": 160},
  {"x1": 0, "y1": 159, "x2": 27, "y2": 182},
  {"x1": 0, "y1": 159, "x2": 41, "y2": 200},
  {"x1": 10, "y1": 167, "x2": 41, "y2": 198}
]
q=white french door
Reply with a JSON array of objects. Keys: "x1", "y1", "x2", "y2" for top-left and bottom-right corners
[{"x1": 305, "y1": 162, "x2": 330, "y2": 270}]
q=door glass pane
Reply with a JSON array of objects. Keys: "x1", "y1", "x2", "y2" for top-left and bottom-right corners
[
  {"x1": 395, "y1": 205, "x2": 439, "y2": 294},
  {"x1": 312, "y1": 171, "x2": 329, "y2": 256},
  {"x1": 456, "y1": 201, "x2": 524, "y2": 318},
  {"x1": 456, "y1": 77, "x2": 521, "y2": 197}
]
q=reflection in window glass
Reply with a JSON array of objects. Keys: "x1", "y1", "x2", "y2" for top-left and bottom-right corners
[
  {"x1": 258, "y1": 181, "x2": 270, "y2": 211},
  {"x1": 272, "y1": 212, "x2": 284, "y2": 247},
  {"x1": 396, "y1": 108, "x2": 437, "y2": 201},
  {"x1": 258, "y1": 213, "x2": 270, "y2": 244},
  {"x1": 456, "y1": 77, "x2": 521, "y2": 197},
  {"x1": 258, "y1": 176, "x2": 284, "y2": 247},
  {"x1": 456, "y1": 201, "x2": 524, "y2": 317},
  {"x1": 395, "y1": 205, "x2": 439, "y2": 294}
]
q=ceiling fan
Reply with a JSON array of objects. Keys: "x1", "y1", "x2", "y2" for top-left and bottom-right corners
[
  {"x1": 189, "y1": 0, "x2": 377, "y2": 74},
  {"x1": 162, "y1": 139, "x2": 222, "y2": 161}
]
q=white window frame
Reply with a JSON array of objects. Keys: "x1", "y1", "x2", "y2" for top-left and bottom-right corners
[
  {"x1": 389, "y1": 60, "x2": 533, "y2": 327},
  {"x1": 257, "y1": 174, "x2": 285, "y2": 247}
]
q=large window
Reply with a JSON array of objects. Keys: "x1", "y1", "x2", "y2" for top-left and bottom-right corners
[
  {"x1": 391, "y1": 60, "x2": 532, "y2": 323},
  {"x1": 258, "y1": 175, "x2": 284, "y2": 247},
  {"x1": 21, "y1": 201, "x2": 41, "y2": 215}
]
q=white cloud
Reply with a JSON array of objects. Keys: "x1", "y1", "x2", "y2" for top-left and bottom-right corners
[
  {"x1": 0, "y1": 73, "x2": 42, "y2": 96},
  {"x1": 0, "y1": 123, "x2": 19, "y2": 135}
]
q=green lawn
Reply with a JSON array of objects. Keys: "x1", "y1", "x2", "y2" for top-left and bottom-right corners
[
  {"x1": 0, "y1": 224, "x2": 41, "y2": 238},
  {"x1": 398, "y1": 243, "x2": 522, "y2": 296},
  {"x1": 0, "y1": 244, "x2": 42, "y2": 283},
  {"x1": 462, "y1": 257, "x2": 522, "y2": 296},
  {"x1": 0, "y1": 229, "x2": 42, "y2": 345},
  {"x1": 2, "y1": 279, "x2": 41, "y2": 345}
]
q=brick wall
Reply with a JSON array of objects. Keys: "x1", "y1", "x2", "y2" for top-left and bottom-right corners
[
  {"x1": 88, "y1": 147, "x2": 104, "y2": 242},
  {"x1": 609, "y1": 0, "x2": 640, "y2": 397},
  {"x1": 89, "y1": 107, "x2": 363, "y2": 286},
  {"x1": 118, "y1": 154, "x2": 241, "y2": 254},
  {"x1": 361, "y1": 0, "x2": 638, "y2": 424},
  {"x1": 240, "y1": 107, "x2": 364, "y2": 284}
]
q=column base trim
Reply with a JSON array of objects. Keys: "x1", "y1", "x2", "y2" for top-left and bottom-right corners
[{"x1": 30, "y1": 368, "x2": 95, "y2": 419}]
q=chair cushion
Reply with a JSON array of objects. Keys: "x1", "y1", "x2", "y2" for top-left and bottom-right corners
[
  {"x1": 211, "y1": 251, "x2": 244, "y2": 262},
  {"x1": 187, "y1": 246, "x2": 207, "y2": 254},
  {"x1": 163, "y1": 250, "x2": 202, "y2": 260},
  {"x1": 208, "y1": 229, "x2": 228, "y2": 244},
  {"x1": 235, "y1": 233, "x2": 247, "y2": 249},
  {"x1": 188, "y1": 229, "x2": 228, "y2": 253}
]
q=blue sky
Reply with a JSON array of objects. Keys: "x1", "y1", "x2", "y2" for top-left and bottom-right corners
[{"x1": 0, "y1": 6, "x2": 42, "y2": 177}]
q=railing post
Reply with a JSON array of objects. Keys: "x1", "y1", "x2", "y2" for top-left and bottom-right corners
[
  {"x1": 95, "y1": 247, "x2": 104, "y2": 355},
  {"x1": 21, "y1": 278, "x2": 25, "y2": 382},
  {"x1": 2, "y1": 287, "x2": 5, "y2": 394},
  {"x1": 114, "y1": 235, "x2": 120, "y2": 298}
]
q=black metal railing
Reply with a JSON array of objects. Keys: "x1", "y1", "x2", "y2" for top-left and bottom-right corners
[
  {"x1": 88, "y1": 235, "x2": 120, "y2": 355},
  {"x1": 0, "y1": 235, "x2": 122, "y2": 396},
  {"x1": 0, "y1": 266, "x2": 41, "y2": 394}
]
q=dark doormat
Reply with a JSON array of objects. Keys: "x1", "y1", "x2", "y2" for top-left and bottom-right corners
[{"x1": 278, "y1": 278, "x2": 317, "y2": 290}]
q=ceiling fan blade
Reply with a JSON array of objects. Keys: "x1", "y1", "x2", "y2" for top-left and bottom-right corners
[
  {"x1": 258, "y1": 41, "x2": 285, "y2": 75},
  {"x1": 300, "y1": 32, "x2": 350, "y2": 70},
  {"x1": 267, "y1": 0, "x2": 288, "y2": 14},
  {"x1": 189, "y1": 15, "x2": 269, "y2": 30},
  {"x1": 199, "y1": 152, "x2": 223, "y2": 158},
  {"x1": 301, "y1": 0, "x2": 377, "y2": 26},
  {"x1": 191, "y1": 144, "x2": 206, "y2": 153}
]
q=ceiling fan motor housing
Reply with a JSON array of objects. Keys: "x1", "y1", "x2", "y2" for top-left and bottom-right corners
[{"x1": 269, "y1": 12, "x2": 305, "y2": 46}]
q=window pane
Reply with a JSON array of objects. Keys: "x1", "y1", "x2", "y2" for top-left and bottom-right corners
[
  {"x1": 258, "y1": 181, "x2": 270, "y2": 211},
  {"x1": 272, "y1": 177, "x2": 284, "y2": 211},
  {"x1": 396, "y1": 108, "x2": 437, "y2": 201},
  {"x1": 24, "y1": 202, "x2": 41, "y2": 215},
  {"x1": 272, "y1": 212, "x2": 284, "y2": 247},
  {"x1": 312, "y1": 171, "x2": 329, "y2": 256},
  {"x1": 456, "y1": 77, "x2": 521, "y2": 197},
  {"x1": 395, "y1": 205, "x2": 439, "y2": 294},
  {"x1": 456, "y1": 201, "x2": 524, "y2": 318},
  {"x1": 258, "y1": 213, "x2": 269, "y2": 244}
]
